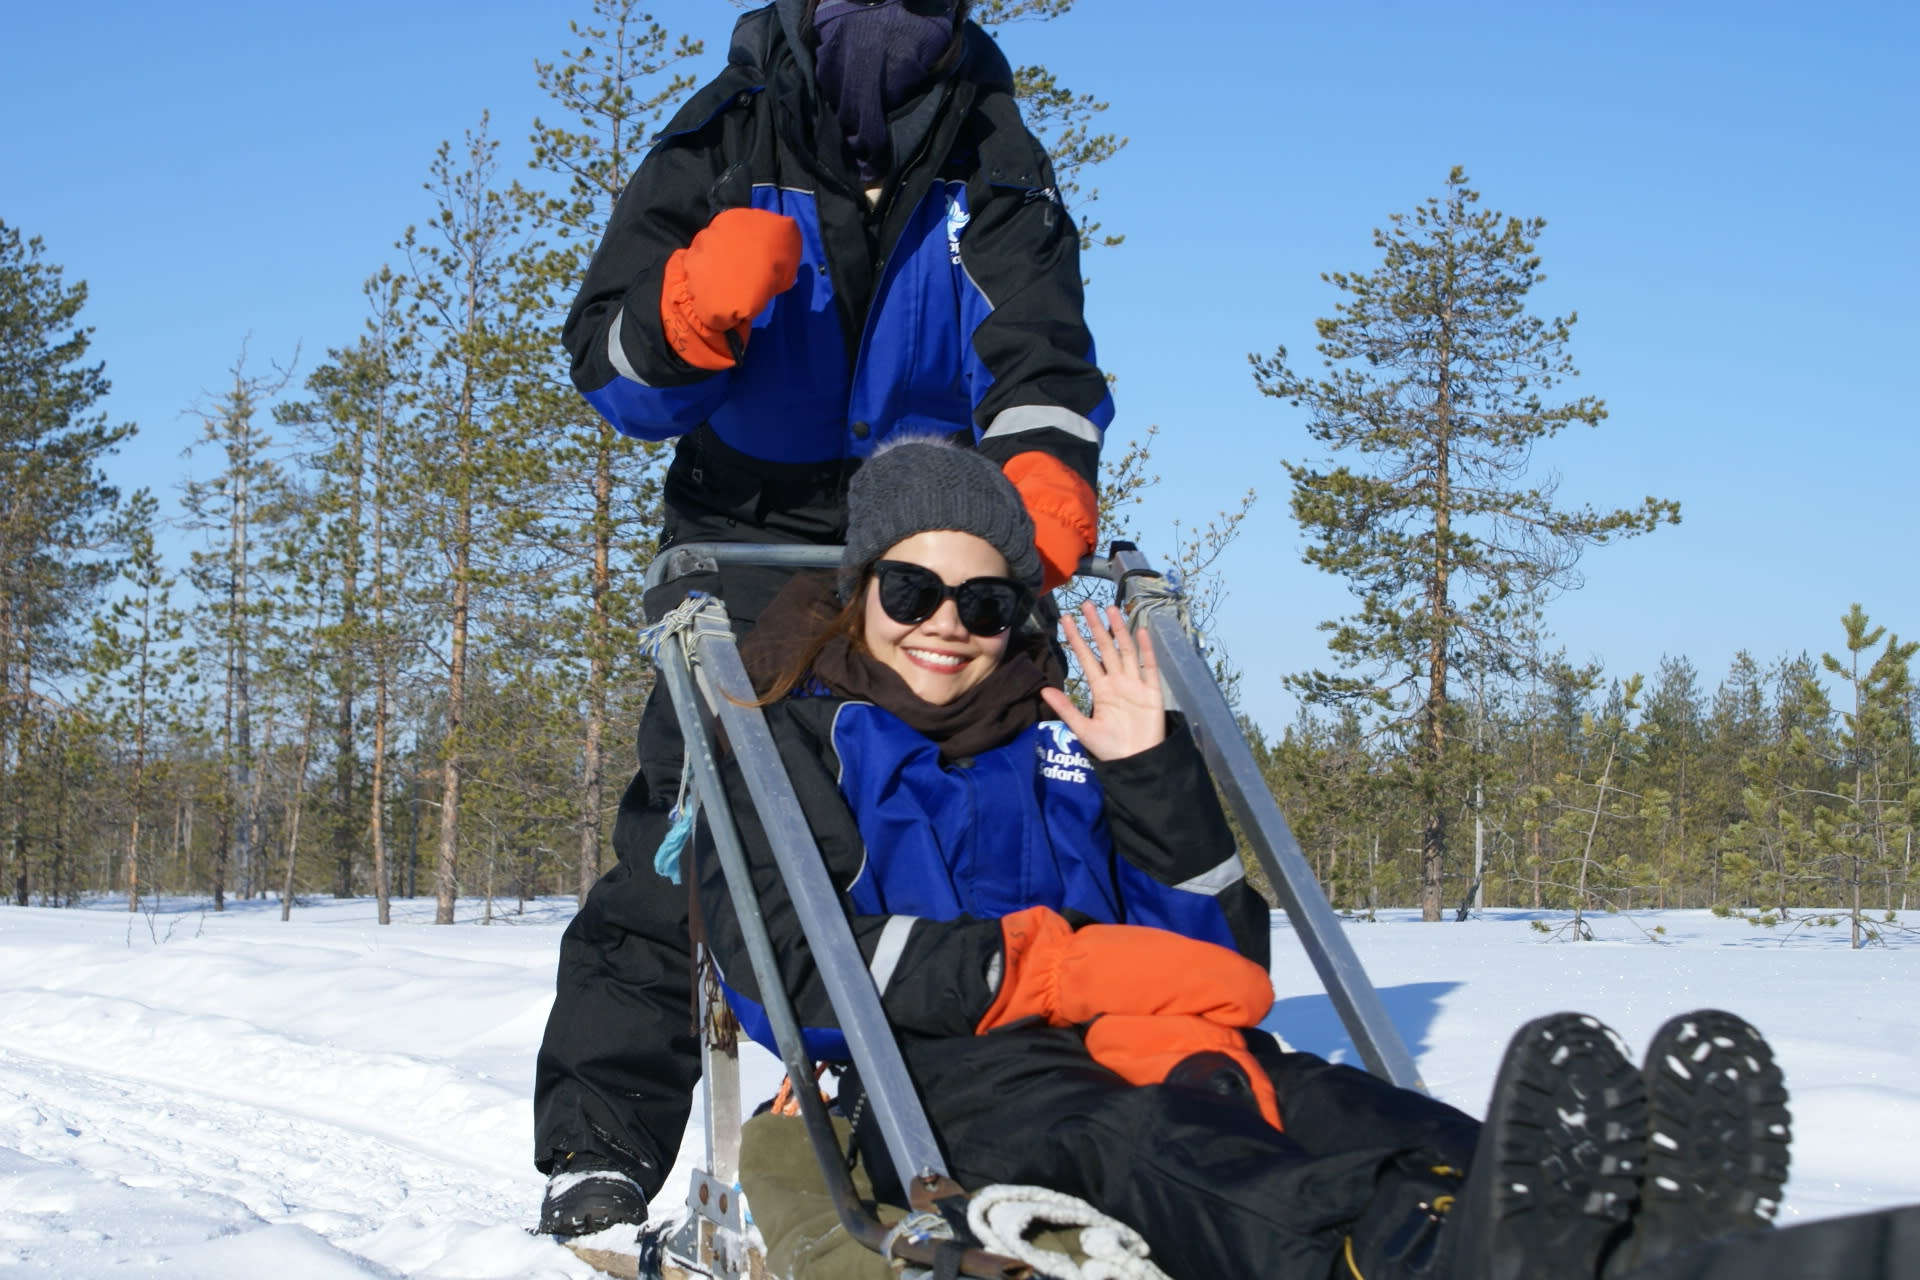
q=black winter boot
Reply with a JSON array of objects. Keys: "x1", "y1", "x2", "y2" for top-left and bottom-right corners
[
  {"x1": 1601, "y1": 1010, "x2": 1791, "y2": 1275},
  {"x1": 538, "y1": 1151, "x2": 650, "y2": 1238},
  {"x1": 1413, "y1": 1013, "x2": 1646, "y2": 1280}
]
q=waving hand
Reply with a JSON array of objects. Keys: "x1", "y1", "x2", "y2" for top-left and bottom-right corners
[{"x1": 1039, "y1": 602, "x2": 1166, "y2": 761}]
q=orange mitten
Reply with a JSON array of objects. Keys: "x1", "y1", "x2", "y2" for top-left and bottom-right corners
[
  {"x1": 1084, "y1": 1014, "x2": 1282, "y2": 1130},
  {"x1": 660, "y1": 208, "x2": 803, "y2": 371},
  {"x1": 1002, "y1": 451, "x2": 1098, "y2": 591},
  {"x1": 976, "y1": 905, "x2": 1274, "y2": 1033}
]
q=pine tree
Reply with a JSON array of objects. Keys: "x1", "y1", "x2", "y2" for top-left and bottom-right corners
[
  {"x1": 1719, "y1": 656, "x2": 1835, "y2": 921},
  {"x1": 1495, "y1": 660, "x2": 1598, "y2": 910},
  {"x1": 518, "y1": 0, "x2": 700, "y2": 902},
  {"x1": 354, "y1": 272, "x2": 421, "y2": 921},
  {"x1": 280, "y1": 412, "x2": 367, "y2": 904},
  {"x1": 1639, "y1": 655, "x2": 1708, "y2": 906},
  {"x1": 81, "y1": 490, "x2": 196, "y2": 910},
  {"x1": 1816, "y1": 605, "x2": 1916, "y2": 947},
  {"x1": 0, "y1": 220, "x2": 134, "y2": 905},
  {"x1": 180, "y1": 350, "x2": 295, "y2": 909},
  {"x1": 1253, "y1": 168, "x2": 1680, "y2": 920},
  {"x1": 1542, "y1": 674, "x2": 1665, "y2": 939},
  {"x1": 1260, "y1": 705, "x2": 1398, "y2": 915},
  {"x1": 253, "y1": 505, "x2": 335, "y2": 920},
  {"x1": 279, "y1": 270, "x2": 426, "y2": 922},
  {"x1": 397, "y1": 117, "x2": 552, "y2": 924},
  {"x1": 1702, "y1": 651, "x2": 1769, "y2": 905}
]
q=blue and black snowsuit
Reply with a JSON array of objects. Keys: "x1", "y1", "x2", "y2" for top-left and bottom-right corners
[
  {"x1": 562, "y1": 0, "x2": 1110, "y2": 559},
  {"x1": 536, "y1": 0, "x2": 1110, "y2": 1195},
  {"x1": 702, "y1": 699, "x2": 1268, "y2": 1060}
]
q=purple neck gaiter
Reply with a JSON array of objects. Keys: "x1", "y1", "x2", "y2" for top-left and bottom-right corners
[{"x1": 812, "y1": 0, "x2": 956, "y2": 183}]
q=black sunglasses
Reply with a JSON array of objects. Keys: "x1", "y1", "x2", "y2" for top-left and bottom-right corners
[{"x1": 871, "y1": 560, "x2": 1030, "y2": 637}]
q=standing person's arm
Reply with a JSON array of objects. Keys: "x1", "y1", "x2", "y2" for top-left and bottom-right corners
[
  {"x1": 954, "y1": 95, "x2": 1113, "y2": 590},
  {"x1": 562, "y1": 71, "x2": 797, "y2": 440}
]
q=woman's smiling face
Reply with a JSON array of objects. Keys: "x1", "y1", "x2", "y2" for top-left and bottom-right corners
[{"x1": 861, "y1": 529, "x2": 1013, "y2": 705}]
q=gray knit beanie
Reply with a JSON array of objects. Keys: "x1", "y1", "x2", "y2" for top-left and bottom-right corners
[{"x1": 840, "y1": 437, "x2": 1041, "y2": 599}]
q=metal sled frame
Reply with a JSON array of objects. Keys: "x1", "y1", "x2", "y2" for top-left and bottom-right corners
[{"x1": 642, "y1": 540, "x2": 1422, "y2": 1280}]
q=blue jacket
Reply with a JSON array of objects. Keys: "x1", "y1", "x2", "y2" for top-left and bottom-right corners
[
  {"x1": 561, "y1": 3, "x2": 1111, "y2": 515},
  {"x1": 698, "y1": 695, "x2": 1265, "y2": 1062}
]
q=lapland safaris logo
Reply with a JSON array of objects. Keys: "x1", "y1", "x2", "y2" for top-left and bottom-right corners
[
  {"x1": 945, "y1": 188, "x2": 970, "y2": 264},
  {"x1": 1038, "y1": 722, "x2": 1091, "y2": 785}
]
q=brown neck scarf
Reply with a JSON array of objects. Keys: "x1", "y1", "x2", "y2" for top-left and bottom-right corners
[{"x1": 740, "y1": 571, "x2": 1056, "y2": 761}]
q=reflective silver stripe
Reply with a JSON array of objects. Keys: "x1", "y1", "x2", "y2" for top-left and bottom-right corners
[
  {"x1": 606, "y1": 307, "x2": 649, "y2": 386},
  {"x1": 1175, "y1": 855, "x2": 1246, "y2": 897},
  {"x1": 982, "y1": 404, "x2": 1101, "y2": 447},
  {"x1": 832, "y1": 703, "x2": 871, "y2": 893},
  {"x1": 960, "y1": 257, "x2": 991, "y2": 307},
  {"x1": 868, "y1": 916, "x2": 920, "y2": 995}
]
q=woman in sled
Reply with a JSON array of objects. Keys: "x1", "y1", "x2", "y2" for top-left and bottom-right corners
[{"x1": 693, "y1": 436, "x2": 1791, "y2": 1280}]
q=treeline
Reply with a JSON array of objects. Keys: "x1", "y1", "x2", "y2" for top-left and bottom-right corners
[
  {"x1": 7, "y1": 6, "x2": 1910, "y2": 936},
  {"x1": 2, "y1": 2, "x2": 713, "y2": 924},
  {"x1": 1, "y1": 1, "x2": 1141, "y2": 920},
  {"x1": 1259, "y1": 617, "x2": 1918, "y2": 945},
  {"x1": 1233, "y1": 167, "x2": 1912, "y2": 947}
]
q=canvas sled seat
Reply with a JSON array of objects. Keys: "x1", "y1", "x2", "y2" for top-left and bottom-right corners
[{"x1": 621, "y1": 541, "x2": 1425, "y2": 1280}]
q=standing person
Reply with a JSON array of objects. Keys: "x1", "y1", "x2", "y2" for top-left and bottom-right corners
[
  {"x1": 535, "y1": 0, "x2": 1110, "y2": 1235},
  {"x1": 693, "y1": 438, "x2": 1793, "y2": 1280}
]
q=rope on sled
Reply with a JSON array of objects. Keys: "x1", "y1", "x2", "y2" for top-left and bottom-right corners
[
  {"x1": 636, "y1": 590, "x2": 713, "y2": 660},
  {"x1": 966, "y1": 1185, "x2": 1171, "y2": 1280},
  {"x1": 636, "y1": 591, "x2": 713, "y2": 884},
  {"x1": 1117, "y1": 571, "x2": 1196, "y2": 648},
  {"x1": 882, "y1": 1210, "x2": 957, "y2": 1264},
  {"x1": 652, "y1": 780, "x2": 697, "y2": 885}
]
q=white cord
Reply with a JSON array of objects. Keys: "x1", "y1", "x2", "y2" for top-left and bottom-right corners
[
  {"x1": 881, "y1": 1209, "x2": 954, "y2": 1262},
  {"x1": 966, "y1": 1185, "x2": 1170, "y2": 1280}
]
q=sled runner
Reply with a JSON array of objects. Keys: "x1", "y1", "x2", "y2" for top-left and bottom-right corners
[{"x1": 608, "y1": 541, "x2": 1424, "y2": 1280}]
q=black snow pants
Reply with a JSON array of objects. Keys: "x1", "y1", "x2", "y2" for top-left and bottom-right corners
[
  {"x1": 531, "y1": 558, "x2": 821, "y2": 1189},
  {"x1": 853, "y1": 1025, "x2": 1482, "y2": 1280},
  {"x1": 533, "y1": 430, "x2": 853, "y2": 1191}
]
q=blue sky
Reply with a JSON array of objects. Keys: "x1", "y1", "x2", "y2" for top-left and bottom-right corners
[{"x1": 4, "y1": 0, "x2": 1915, "y2": 737}]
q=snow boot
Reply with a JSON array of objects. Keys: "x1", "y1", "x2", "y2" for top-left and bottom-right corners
[
  {"x1": 539, "y1": 1151, "x2": 650, "y2": 1238},
  {"x1": 1602, "y1": 1010, "x2": 1791, "y2": 1275},
  {"x1": 1354, "y1": 1012, "x2": 1646, "y2": 1279}
]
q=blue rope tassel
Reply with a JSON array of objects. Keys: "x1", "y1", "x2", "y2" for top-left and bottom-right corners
[
  {"x1": 636, "y1": 591, "x2": 710, "y2": 885},
  {"x1": 653, "y1": 804, "x2": 694, "y2": 885}
]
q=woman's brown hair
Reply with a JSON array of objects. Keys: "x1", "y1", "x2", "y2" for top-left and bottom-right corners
[{"x1": 747, "y1": 587, "x2": 868, "y2": 707}]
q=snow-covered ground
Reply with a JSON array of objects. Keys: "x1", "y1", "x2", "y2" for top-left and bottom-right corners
[{"x1": 1, "y1": 895, "x2": 1915, "y2": 1276}]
